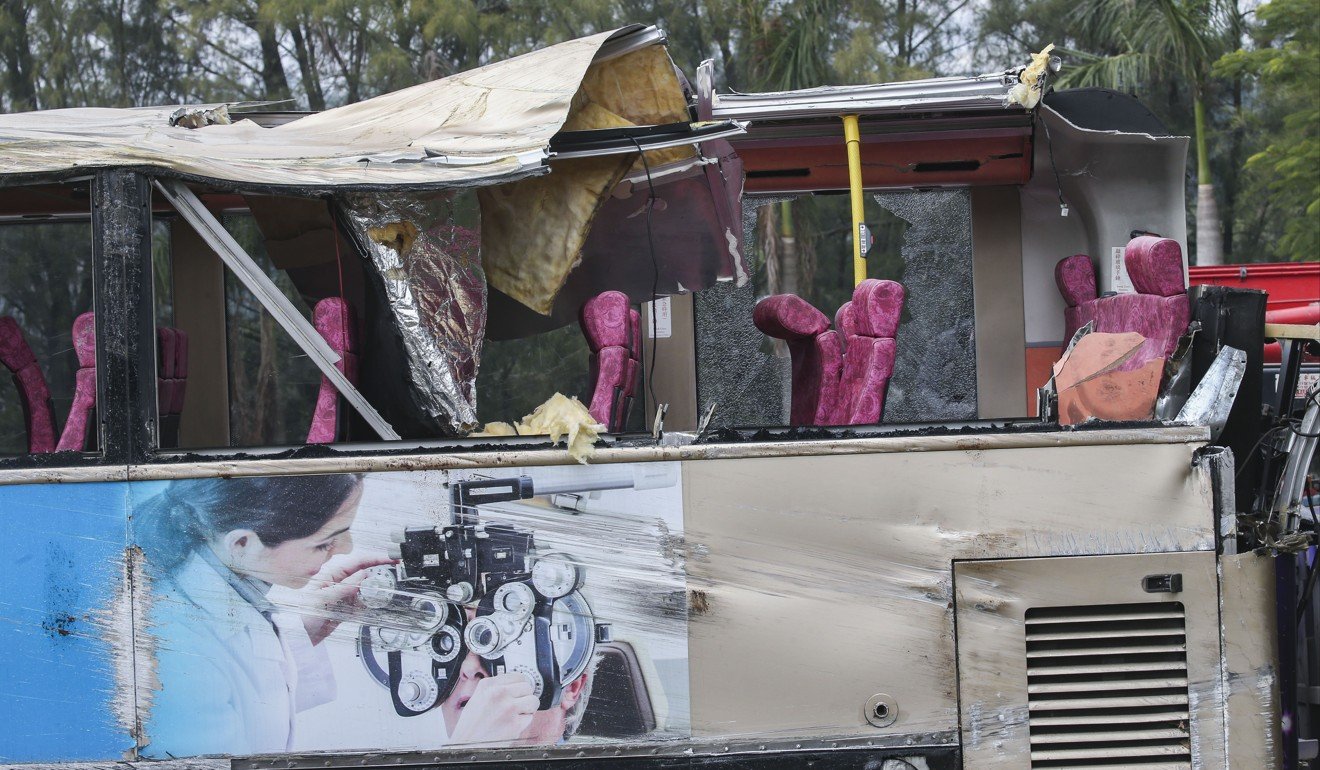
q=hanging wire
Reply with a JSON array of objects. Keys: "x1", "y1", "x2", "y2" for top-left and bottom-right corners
[{"x1": 629, "y1": 137, "x2": 662, "y2": 418}]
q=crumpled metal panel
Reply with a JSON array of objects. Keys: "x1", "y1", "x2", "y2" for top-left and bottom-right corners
[{"x1": 339, "y1": 193, "x2": 484, "y2": 432}]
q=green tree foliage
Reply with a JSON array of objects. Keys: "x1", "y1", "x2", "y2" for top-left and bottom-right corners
[
  {"x1": 1215, "y1": 0, "x2": 1319, "y2": 261},
  {"x1": 0, "y1": 0, "x2": 1307, "y2": 338},
  {"x1": 1055, "y1": 0, "x2": 1231, "y2": 264}
]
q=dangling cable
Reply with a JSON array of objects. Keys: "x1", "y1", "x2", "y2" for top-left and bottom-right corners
[
  {"x1": 1041, "y1": 116, "x2": 1068, "y2": 216},
  {"x1": 629, "y1": 137, "x2": 661, "y2": 417}
]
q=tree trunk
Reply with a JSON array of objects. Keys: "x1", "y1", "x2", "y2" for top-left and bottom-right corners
[
  {"x1": 1196, "y1": 184, "x2": 1223, "y2": 266},
  {"x1": 289, "y1": 21, "x2": 326, "y2": 111},
  {"x1": 1193, "y1": 97, "x2": 1223, "y2": 265},
  {"x1": 255, "y1": 310, "x2": 279, "y2": 441},
  {"x1": 254, "y1": 14, "x2": 292, "y2": 101},
  {"x1": 777, "y1": 200, "x2": 799, "y2": 296}
]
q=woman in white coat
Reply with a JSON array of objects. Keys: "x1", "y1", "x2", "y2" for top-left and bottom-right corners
[{"x1": 135, "y1": 474, "x2": 388, "y2": 758}]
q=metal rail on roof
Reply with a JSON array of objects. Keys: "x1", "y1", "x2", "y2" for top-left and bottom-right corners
[{"x1": 711, "y1": 72, "x2": 1022, "y2": 122}]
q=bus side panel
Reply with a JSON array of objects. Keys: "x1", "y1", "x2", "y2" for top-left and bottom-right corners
[{"x1": 0, "y1": 481, "x2": 135, "y2": 763}]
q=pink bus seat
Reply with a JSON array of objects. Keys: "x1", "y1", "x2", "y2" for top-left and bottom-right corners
[
  {"x1": 307, "y1": 297, "x2": 360, "y2": 444},
  {"x1": 1055, "y1": 236, "x2": 1190, "y2": 371},
  {"x1": 157, "y1": 327, "x2": 189, "y2": 448},
  {"x1": 753, "y1": 293, "x2": 844, "y2": 426},
  {"x1": 0, "y1": 316, "x2": 57, "y2": 453},
  {"x1": 58, "y1": 313, "x2": 195, "y2": 451},
  {"x1": 836, "y1": 279, "x2": 905, "y2": 425},
  {"x1": 580, "y1": 291, "x2": 640, "y2": 432},
  {"x1": 57, "y1": 311, "x2": 98, "y2": 451}
]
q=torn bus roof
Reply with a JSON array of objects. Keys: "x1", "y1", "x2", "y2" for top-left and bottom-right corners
[{"x1": 0, "y1": 25, "x2": 739, "y2": 191}]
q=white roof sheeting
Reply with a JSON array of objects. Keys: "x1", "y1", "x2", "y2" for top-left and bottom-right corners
[{"x1": 0, "y1": 27, "x2": 658, "y2": 190}]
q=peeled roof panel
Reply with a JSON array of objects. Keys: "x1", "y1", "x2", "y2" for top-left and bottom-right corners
[{"x1": 0, "y1": 28, "x2": 646, "y2": 190}]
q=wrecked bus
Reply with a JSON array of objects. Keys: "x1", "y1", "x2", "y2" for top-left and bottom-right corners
[{"x1": 0, "y1": 23, "x2": 1316, "y2": 770}]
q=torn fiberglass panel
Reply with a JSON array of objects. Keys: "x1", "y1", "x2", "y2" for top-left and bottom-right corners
[{"x1": 479, "y1": 43, "x2": 715, "y2": 321}]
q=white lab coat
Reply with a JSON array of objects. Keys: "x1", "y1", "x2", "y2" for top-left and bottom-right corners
[{"x1": 143, "y1": 553, "x2": 335, "y2": 758}]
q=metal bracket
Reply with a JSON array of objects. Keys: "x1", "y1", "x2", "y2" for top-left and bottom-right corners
[{"x1": 154, "y1": 179, "x2": 400, "y2": 441}]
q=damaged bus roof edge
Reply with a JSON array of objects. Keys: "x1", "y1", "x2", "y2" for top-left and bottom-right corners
[{"x1": 0, "y1": 25, "x2": 698, "y2": 193}]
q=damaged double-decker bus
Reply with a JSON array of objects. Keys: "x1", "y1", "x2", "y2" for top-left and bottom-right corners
[{"x1": 0, "y1": 24, "x2": 1316, "y2": 770}]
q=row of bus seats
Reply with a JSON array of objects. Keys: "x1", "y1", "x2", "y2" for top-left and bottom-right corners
[
  {"x1": 0, "y1": 311, "x2": 137, "y2": 453},
  {"x1": 742, "y1": 235, "x2": 1186, "y2": 430},
  {"x1": 0, "y1": 294, "x2": 362, "y2": 453},
  {"x1": 3, "y1": 235, "x2": 1185, "y2": 452},
  {"x1": 754, "y1": 279, "x2": 907, "y2": 427},
  {"x1": 1054, "y1": 234, "x2": 1191, "y2": 370}
]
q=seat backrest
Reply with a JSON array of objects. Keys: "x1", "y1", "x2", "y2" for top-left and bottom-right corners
[
  {"x1": 580, "y1": 291, "x2": 639, "y2": 432},
  {"x1": 156, "y1": 327, "x2": 189, "y2": 448},
  {"x1": 0, "y1": 316, "x2": 57, "y2": 453},
  {"x1": 1054, "y1": 236, "x2": 1190, "y2": 371},
  {"x1": 307, "y1": 297, "x2": 359, "y2": 444},
  {"x1": 752, "y1": 293, "x2": 844, "y2": 426},
  {"x1": 836, "y1": 279, "x2": 905, "y2": 425},
  {"x1": 576, "y1": 640, "x2": 656, "y2": 738},
  {"x1": 57, "y1": 311, "x2": 98, "y2": 451}
]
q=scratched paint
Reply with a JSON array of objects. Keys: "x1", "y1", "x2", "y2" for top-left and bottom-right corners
[
  {"x1": 0, "y1": 482, "x2": 134, "y2": 763},
  {"x1": 0, "y1": 435, "x2": 1286, "y2": 767}
]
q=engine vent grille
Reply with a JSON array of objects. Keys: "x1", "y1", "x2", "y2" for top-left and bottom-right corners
[{"x1": 1024, "y1": 601, "x2": 1191, "y2": 769}]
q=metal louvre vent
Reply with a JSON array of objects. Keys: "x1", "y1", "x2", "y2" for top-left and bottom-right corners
[{"x1": 1024, "y1": 602, "x2": 1192, "y2": 769}]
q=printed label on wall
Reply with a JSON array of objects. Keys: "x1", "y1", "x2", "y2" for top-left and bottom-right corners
[
  {"x1": 1110, "y1": 246, "x2": 1134, "y2": 293},
  {"x1": 648, "y1": 296, "x2": 672, "y2": 339}
]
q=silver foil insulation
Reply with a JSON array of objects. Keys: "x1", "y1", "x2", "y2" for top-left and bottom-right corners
[{"x1": 339, "y1": 192, "x2": 485, "y2": 433}]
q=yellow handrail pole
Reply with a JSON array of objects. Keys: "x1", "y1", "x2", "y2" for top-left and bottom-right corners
[{"x1": 842, "y1": 114, "x2": 866, "y2": 287}]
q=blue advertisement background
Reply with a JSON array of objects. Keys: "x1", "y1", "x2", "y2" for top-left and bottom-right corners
[{"x1": 0, "y1": 481, "x2": 132, "y2": 763}]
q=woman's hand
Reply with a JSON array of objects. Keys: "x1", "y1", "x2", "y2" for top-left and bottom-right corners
[
  {"x1": 296, "y1": 554, "x2": 396, "y2": 645},
  {"x1": 447, "y1": 674, "x2": 540, "y2": 746}
]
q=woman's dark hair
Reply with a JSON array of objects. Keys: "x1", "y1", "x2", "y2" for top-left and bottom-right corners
[{"x1": 134, "y1": 474, "x2": 364, "y2": 573}]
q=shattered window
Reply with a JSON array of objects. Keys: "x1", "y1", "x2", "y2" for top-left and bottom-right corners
[
  {"x1": 696, "y1": 190, "x2": 977, "y2": 429},
  {"x1": 0, "y1": 209, "x2": 96, "y2": 456},
  {"x1": 750, "y1": 194, "x2": 907, "y2": 314}
]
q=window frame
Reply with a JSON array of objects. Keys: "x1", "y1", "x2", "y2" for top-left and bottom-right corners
[{"x1": 0, "y1": 172, "x2": 143, "y2": 471}]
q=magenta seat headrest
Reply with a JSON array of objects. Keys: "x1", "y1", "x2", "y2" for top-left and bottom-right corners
[
  {"x1": 313, "y1": 297, "x2": 358, "y2": 354},
  {"x1": 1055, "y1": 255, "x2": 1097, "y2": 308},
  {"x1": 0, "y1": 316, "x2": 37, "y2": 372},
  {"x1": 72, "y1": 312, "x2": 96, "y2": 368},
  {"x1": 753, "y1": 294, "x2": 830, "y2": 340},
  {"x1": 580, "y1": 291, "x2": 632, "y2": 350},
  {"x1": 1124, "y1": 236, "x2": 1186, "y2": 297},
  {"x1": 852, "y1": 279, "x2": 905, "y2": 338},
  {"x1": 834, "y1": 301, "x2": 858, "y2": 341}
]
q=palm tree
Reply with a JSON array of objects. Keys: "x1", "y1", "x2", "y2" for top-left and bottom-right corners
[
  {"x1": 745, "y1": 0, "x2": 840, "y2": 297},
  {"x1": 1060, "y1": 0, "x2": 1229, "y2": 265}
]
